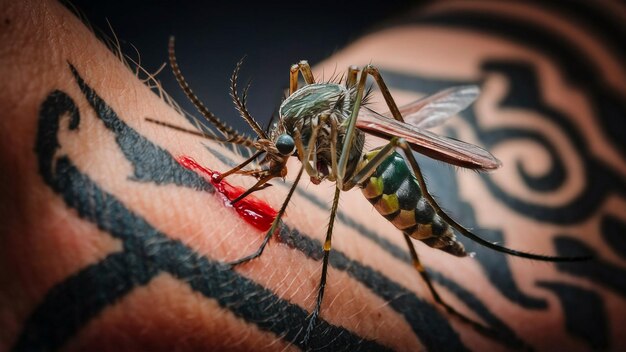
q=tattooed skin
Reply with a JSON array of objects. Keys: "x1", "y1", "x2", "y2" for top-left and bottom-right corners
[
  {"x1": 364, "y1": 1, "x2": 624, "y2": 349},
  {"x1": 21, "y1": 62, "x2": 477, "y2": 351},
  {"x1": 2, "y1": 0, "x2": 625, "y2": 351}
]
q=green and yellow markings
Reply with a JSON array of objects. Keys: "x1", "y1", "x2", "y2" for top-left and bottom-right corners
[
  {"x1": 363, "y1": 176, "x2": 384, "y2": 199},
  {"x1": 375, "y1": 193, "x2": 400, "y2": 216}
]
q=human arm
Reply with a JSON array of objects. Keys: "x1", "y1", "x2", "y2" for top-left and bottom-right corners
[{"x1": 1, "y1": 1, "x2": 625, "y2": 351}]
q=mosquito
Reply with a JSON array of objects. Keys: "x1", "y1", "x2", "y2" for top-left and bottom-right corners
[{"x1": 147, "y1": 37, "x2": 590, "y2": 347}]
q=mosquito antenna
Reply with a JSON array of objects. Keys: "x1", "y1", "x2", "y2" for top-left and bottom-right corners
[
  {"x1": 230, "y1": 57, "x2": 268, "y2": 139},
  {"x1": 168, "y1": 36, "x2": 240, "y2": 138},
  {"x1": 145, "y1": 118, "x2": 257, "y2": 149},
  {"x1": 241, "y1": 79, "x2": 253, "y2": 109}
]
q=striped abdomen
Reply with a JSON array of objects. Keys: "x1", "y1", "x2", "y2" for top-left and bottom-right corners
[{"x1": 359, "y1": 150, "x2": 466, "y2": 257}]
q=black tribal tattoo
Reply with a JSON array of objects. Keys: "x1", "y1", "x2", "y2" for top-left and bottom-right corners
[{"x1": 12, "y1": 1, "x2": 625, "y2": 351}]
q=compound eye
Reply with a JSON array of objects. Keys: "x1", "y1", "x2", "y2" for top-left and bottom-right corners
[{"x1": 275, "y1": 134, "x2": 296, "y2": 156}]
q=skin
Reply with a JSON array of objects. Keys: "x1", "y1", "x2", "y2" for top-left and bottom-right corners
[{"x1": 1, "y1": 0, "x2": 625, "y2": 351}]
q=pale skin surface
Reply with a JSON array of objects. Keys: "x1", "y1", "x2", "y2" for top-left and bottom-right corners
[{"x1": 1, "y1": 0, "x2": 625, "y2": 351}]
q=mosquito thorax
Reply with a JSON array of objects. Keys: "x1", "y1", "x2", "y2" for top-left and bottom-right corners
[
  {"x1": 279, "y1": 83, "x2": 351, "y2": 122},
  {"x1": 276, "y1": 82, "x2": 365, "y2": 185}
]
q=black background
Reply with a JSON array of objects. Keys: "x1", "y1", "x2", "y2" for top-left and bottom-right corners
[{"x1": 68, "y1": 0, "x2": 421, "y2": 133}]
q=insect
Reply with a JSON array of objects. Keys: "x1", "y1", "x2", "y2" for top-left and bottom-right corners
[{"x1": 148, "y1": 37, "x2": 589, "y2": 347}]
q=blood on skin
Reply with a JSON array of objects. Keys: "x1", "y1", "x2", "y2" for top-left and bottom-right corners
[{"x1": 177, "y1": 156, "x2": 277, "y2": 231}]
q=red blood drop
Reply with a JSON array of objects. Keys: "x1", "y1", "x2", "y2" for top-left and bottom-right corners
[{"x1": 177, "y1": 156, "x2": 278, "y2": 231}]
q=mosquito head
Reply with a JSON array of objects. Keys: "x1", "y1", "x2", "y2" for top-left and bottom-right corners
[{"x1": 275, "y1": 134, "x2": 296, "y2": 156}]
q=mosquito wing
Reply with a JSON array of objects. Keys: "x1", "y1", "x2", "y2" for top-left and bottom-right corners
[
  {"x1": 356, "y1": 109, "x2": 501, "y2": 171},
  {"x1": 371, "y1": 85, "x2": 480, "y2": 129}
]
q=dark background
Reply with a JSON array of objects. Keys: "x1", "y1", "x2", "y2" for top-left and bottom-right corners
[{"x1": 68, "y1": 0, "x2": 421, "y2": 133}]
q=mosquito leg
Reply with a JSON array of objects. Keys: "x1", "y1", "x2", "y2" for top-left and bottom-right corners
[
  {"x1": 401, "y1": 234, "x2": 519, "y2": 346},
  {"x1": 336, "y1": 64, "x2": 406, "y2": 187},
  {"x1": 342, "y1": 138, "x2": 398, "y2": 190},
  {"x1": 298, "y1": 113, "x2": 332, "y2": 182},
  {"x1": 354, "y1": 65, "x2": 570, "y2": 260},
  {"x1": 346, "y1": 65, "x2": 359, "y2": 88},
  {"x1": 354, "y1": 66, "x2": 583, "y2": 259},
  {"x1": 289, "y1": 60, "x2": 315, "y2": 95},
  {"x1": 303, "y1": 186, "x2": 341, "y2": 345},
  {"x1": 338, "y1": 133, "x2": 528, "y2": 346},
  {"x1": 336, "y1": 65, "x2": 370, "y2": 189},
  {"x1": 395, "y1": 138, "x2": 538, "y2": 350},
  {"x1": 360, "y1": 65, "x2": 404, "y2": 122},
  {"x1": 292, "y1": 128, "x2": 318, "y2": 177},
  {"x1": 303, "y1": 115, "x2": 322, "y2": 176},
  {"x1": 328, "y1": 116, "x2": 339, "y2": 181},
  {"x1": 227, "y1": 166, "x2": 304, "y2": 266},
  {"x1": 337, "y1": 62, "x2": 411, "y2": 190},
  {"x1": 348, "y1": 136, "x2": 531, "y2": 347},
  {"x1": 399, "y1": 140, "x2": 587, "y2": 262}
]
